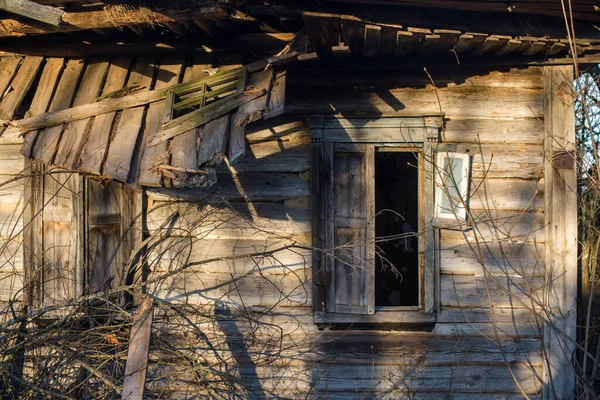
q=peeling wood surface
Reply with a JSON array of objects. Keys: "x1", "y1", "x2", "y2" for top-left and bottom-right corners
[
  {"x1": 0, "y1": 0, "x2": 64, "y2": 27},
  {"x1": 79, "y1": 57, "x2": 131, "y2": 175},
  {"x1": 19, "y1": 58, "x2": 64, "y2": 156},
  {"x1": 138, "y1": 58, "x2": 185, "y2": 187},
  {"x1": 3, "y1": 63, "x2": 554, "y2": 398},
  {"x1": 53, "y1": 59, "x2": 109, "y2": 169},
  {"x1": 0, "y1": 56, "x2": 42, "y2": 122},
  {"x1": 103, "y1": 59, "x2": 155, "y2": 182},
  {"x1": 33, "y1": 58, "x2": 84, "y2": 164}
]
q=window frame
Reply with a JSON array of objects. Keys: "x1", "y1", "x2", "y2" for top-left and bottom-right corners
[
  {"x1": 309, "y1": 116, "x2": 441, "y2": 325},
  {"x1": 24, "y1": 164, "x2": 136, "y2": 312},
  {"x1": 434, "y1": 151, "x2": 471, "y2": 223}
]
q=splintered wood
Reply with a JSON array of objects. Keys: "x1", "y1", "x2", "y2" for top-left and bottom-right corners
[{"x1": 6, "y1": 54, "x2": 287, "y2": 189}]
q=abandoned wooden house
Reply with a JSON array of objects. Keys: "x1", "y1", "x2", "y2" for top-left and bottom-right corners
[{"x1": 0, "y1": 0, "x2": 595, "y2": 398}]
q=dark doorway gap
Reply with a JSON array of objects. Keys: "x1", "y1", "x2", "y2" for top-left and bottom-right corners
[{"x1": 374, "y1": 151, "x2": 419, "y2": 307}]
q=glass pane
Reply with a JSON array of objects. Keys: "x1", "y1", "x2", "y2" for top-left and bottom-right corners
[{"x1": 440, "y1": 156, "x2": 464, "y2": 214}]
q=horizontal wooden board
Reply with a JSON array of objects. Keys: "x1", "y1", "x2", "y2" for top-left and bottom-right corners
[
  {"x1": 245, "y1": 117, "x2": 310, "y2": 145},
  {"x1": 441, "y1": 274, "x2": 544, "y2": 309},
  {"x1": 0, "y1": 210, "x2": 24, "y2": 241},
  {"x1": 223, "y1": 145, "x2": 309, "y2": 174},
  {"x1": 146, "y1": 363, "x2": 542, "y2": 394},
  {"x1": 443, "y1": 118, "x2": 544, "y2": 145},
  {"x1": 0, "y1": 144, "x2": 25, "y2": 176},
  {"x1": 287, "y1": 66, "x2": 544, "y2": 90},
  {"x1": 146, "y1": 260, "x2": 542, "y2": 309},
  {"x1": 148, "y1": 238, "x2": 310, "y2": 275},
  {"x1": 0, "y1": 240, "x2": 23, "y2": 272},
  {"x1": 446, "y1": 143, "x2": 543, "y2": 179},
  {"x1": 247, "y1": 115, "x2": 544, "y2": 146},
  {"x1": 441, "y1": 211, "x2": 545, "y2": 244},
  {"x1": 146, "y1": 201, "x2": 311, "y2": 241},
  {"x1": 0, "y1": 271, "x2": 23, "y2": 301},
  {"x1": 286, "y1": 86, "x2": 543, "y2": 118},
  {"x1": 158, "y1": 389, "x2": 540, "y2": 400},
  {"x1": 468, "y1": 179, "x2": 543, "y2": 212},
  {"x1": 440, "y1": 242, "x2": 544, "y2": 277},
  {"x1": 148, "y1": 271, "x2": 311, "y2": 307},
  {"x1": 0, "y1": 178, "x2": 25, "y2": 210},
  {"x1": 147, "y1": 172, "x2": 310, "y2": 202}
]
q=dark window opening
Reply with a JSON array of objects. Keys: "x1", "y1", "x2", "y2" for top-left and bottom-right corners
[{"x1": 375, "y1": 151, "x2": 419, "y2": 307}]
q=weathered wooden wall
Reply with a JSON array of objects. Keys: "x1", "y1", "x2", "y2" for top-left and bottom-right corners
[
  {"x1": 0, "y1": 55, "x2": 549, "y2": 397},
  {"x1": 141, "y1": 63, "x2": 547, "y2": 398},
  {"x1": 0, "y1": 143, "x2": 25, "y2": 316},
  {"x1": 0, "y1": 56, "x2": 42, "y2": 314}
]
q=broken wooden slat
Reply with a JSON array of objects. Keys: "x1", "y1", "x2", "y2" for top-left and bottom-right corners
[
  {"x1": 147, "y1": 89, "x2": 266, "y2": 147},
  {"x1": 79, "y1": 57, "x2": 131, "y2": 175},
  {"x1": 263, "y1": 69, "x2": 286, "y2": 120},
  {"x1": 11, "y1": 57, "x2": 293, "y2": 136},
  {"x1": 53, "y1": 60, "x2": 109, "y2": 169},
  {"x1": 0, "y1": 56, "x2": 42, "y2": 124},
  {"x1": 233, "y1": 69, "x2": 273, "y2": 128},
  {"x1": 103, "y1": 59, "x2": 155, "y2": 182},
  {"x1": 171, "y1": 61, "x2": 210, "y2": 173},
  {"x1": 0, "y1": 0, "x2": 64, "y2": 26},
  {"x1": 138, "y1": 58, "x2": 184, "y2": 187},
  {"x1": 363, "y1": 24, "x2": 381, "y2": 58},
  {"x1": 32, "y1": 58, "x2": 84, "y2": 164},
  {"x1": 13, "y1": 68, "x2": 240, "y2": 135},
  {"x1": 21, "y1": 58, "x2": 64, "y2": 157},
  {"x1": 197, "y1": 114, "x2": 229, "y2": 166},
  {"x1": 0, "y1": 57, "x2": 22, "y2": 101},
  {"x1": 228, "y1": 111, "x2": 245, "y2": 164},
  {"x1": 122, "y1": 297, "x2": 154, "y2": 400}
]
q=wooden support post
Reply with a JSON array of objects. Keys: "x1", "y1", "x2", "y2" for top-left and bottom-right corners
[
  {"x1": 543, "y1": 65, "x2": 577, "y2": 399},
  {"x1": 122, "y1": 297, "x2": 154, "y2": 400}
]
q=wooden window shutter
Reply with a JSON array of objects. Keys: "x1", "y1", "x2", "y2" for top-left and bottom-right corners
[
  {"x1": 323, "y1": 143, "x2": 375, "y2": 315},
  {"x1": 40, "y1": 171, "x2": 83, "y2": 308},
  {"x1": 86, "y1": 179, "x2": 135, "y2": 296}
]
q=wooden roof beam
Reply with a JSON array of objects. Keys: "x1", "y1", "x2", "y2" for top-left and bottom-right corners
[
  {"x1": 0, "y1": 4, "x2": 230, "y2": 38},
  {"x1": 0, "y1": 0, "x2": 64, "y2": 27},
  {"x1": 246, "y1": 4, "x2": 600, "y2": 40}
]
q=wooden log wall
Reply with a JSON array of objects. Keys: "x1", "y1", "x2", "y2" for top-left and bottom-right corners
[
  {"x1": 0, "y1": 56, "x2": 38, "y2": 316},
  {"x1": 143, "y1": 64, "x2": 547, "y2": 398}
]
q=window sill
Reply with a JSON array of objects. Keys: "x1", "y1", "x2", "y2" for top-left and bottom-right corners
[{"x1": 314, "y1": 310, "x2": 436, "y2": 325}]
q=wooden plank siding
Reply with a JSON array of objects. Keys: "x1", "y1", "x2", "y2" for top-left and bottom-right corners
[
  {"x1": 140, "y1": 64, "x2": 548, "y2": 399},
  {"x1": 0, "y1": 59, "x2": 554, "y2": 398}
]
